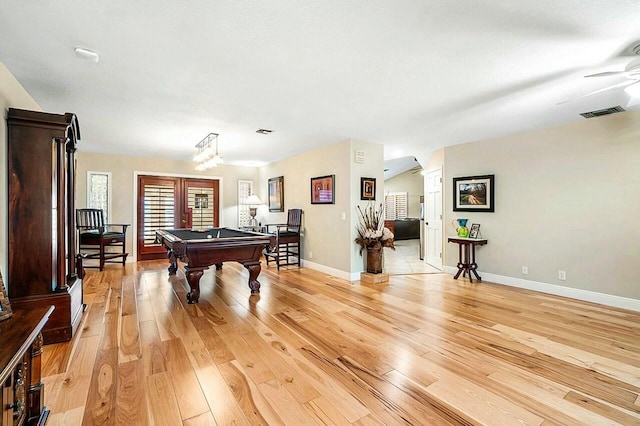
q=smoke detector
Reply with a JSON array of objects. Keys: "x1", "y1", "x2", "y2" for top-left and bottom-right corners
[{"x1": 74, "y1": 47, "x2": 99, "y2": 62}]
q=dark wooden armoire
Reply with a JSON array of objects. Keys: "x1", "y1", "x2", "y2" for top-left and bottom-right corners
[{"x1": 6, "y1": 108, "x2": 84, "y2": 344}]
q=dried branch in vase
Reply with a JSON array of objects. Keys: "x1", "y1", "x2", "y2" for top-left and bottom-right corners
[{"x1": 354, "y1": 202, "x2": 395, "y2": 255}]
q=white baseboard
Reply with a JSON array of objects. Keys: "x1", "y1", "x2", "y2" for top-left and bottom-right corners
[
  {"x1": 443, "y1": 266, "x2": 640, "y2": 312},
  {"x1": 301, "y1": 259, "x2": 353, "y2": 281}
]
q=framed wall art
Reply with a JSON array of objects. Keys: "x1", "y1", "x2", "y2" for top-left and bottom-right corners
[
  {"x1": 360, "y1": 177, "x2": 376, "y2": 200},
  {"x1": 310, "y1": 175, "x2": 335, "y2": 204},
  {"x1": 453, "y1": 174, "x2": 495, "y2": 212},
  {"x1": 268, "y1": 176, "x2": 284, "y2": 212}
]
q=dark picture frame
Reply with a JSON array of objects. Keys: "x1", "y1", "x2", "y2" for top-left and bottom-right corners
[
  {"x1": 310, "y1": 175, "x2": 335, "y2": 204},
  {"x1": 469, "y1": 223, "x2": 481, "y2": 239},
  {"x1": 453, "y1": 174, "x2": 495, "y2": 212},
  {"x1": 0, "y1": 272, "x2": 13, "y2": 322},
  {"x1": 268, "y1": 176, "x2": 284, "y2": 212},
  {"x1": 360, "y1": 177, "x2": 376, "y2": 200}
]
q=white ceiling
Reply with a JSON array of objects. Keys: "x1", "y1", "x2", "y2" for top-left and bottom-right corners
[{"x1": 1, "y1": 1, "x2": 640, "y2": 174}]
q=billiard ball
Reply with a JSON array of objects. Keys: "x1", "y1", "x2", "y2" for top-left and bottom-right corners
[{"x1": 207, "y1": 235, "x2": 213, "y2": 239}]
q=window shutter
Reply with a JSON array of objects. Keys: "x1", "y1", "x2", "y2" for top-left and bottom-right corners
[
  {"x1": 143, "y1": 184, "x2": 176, "y2": 247},
  {"x1": 188, "y1": 187, "x2": 215, "y2": 229},
  {"x1": 385, "y1": 192, "x2": 408, "y2": 220}
]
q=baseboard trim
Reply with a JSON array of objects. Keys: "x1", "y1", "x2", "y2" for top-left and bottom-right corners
[
  {"x1": 443, "y1": 266, "x2": 640, "y2": 312},
  {"x1": 301, "y1": 259, "x2": 353, "y2": 281}
]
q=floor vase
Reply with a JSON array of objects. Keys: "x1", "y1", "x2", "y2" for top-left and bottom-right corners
[{"x1": 366, "y1": 246, "x2": 383, "y2": 274}]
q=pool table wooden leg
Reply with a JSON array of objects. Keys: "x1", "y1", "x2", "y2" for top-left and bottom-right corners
[
  {"x1": 167, "y1": 250, "x2": 178, "y2": 275},
  {"x1": 244, "y1": 261, "x2": 262, "y2": 294},
  {"x1": 185, "y1": 267, "x2": 205, "y2": 303}
]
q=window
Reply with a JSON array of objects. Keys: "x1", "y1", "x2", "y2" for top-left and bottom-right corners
[
  {"x1": 385, "y1": 192, "x2": 408, "y2": 220},
  {"x1": 87, "y1": 171, "x2": 112, "y2": 222},
  {"x1": 238, "y1": 180, "x2": 254, "y2": 227}
]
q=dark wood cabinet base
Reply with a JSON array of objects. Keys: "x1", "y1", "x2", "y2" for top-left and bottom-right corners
[{"x1": 10, "y1": 280, "x2": 83, "y2": 344}]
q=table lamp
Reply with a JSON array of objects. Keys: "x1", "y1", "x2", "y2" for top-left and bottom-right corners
[{"x1": 244, "y1": 194, "x2": 263, "y2": 226}]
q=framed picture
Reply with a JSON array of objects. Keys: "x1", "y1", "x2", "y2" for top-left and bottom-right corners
[
  {"x1": 469, "y1": 223, "x2": 481, "y2": 239},
  {"x1": 360, "y1": 177, "x2": 376, "y2": 200},
  {"x1": 311, "y1": 175, "x2": 335, "y2": 204},
  {"x1": 0, "y1": 272, "x2": 13, "y2": 322},
  {"x1": 453, "y1": 174, "x2": 495, "y2": 212},
  {"x1": 268, "y1": 176, "x2": 284, "y2": 212}
]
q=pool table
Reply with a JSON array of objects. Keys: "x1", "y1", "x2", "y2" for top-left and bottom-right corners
[{"x1": 156, "y1": 228, "x2": 272, "y2": 303}]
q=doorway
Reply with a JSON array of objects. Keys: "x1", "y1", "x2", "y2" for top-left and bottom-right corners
[{"x1": 136, "y1": 175, "x2": 220, "y2": 260}]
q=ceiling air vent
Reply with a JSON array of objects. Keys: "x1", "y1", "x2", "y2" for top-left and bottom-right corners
[{"x1": 580, "y1": 106, "x2": 625, "y2": 119}]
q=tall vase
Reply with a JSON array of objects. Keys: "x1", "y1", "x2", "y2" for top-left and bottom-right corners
[{"x1": 366, "y1": 246, "x2": 383, "y2": 274}]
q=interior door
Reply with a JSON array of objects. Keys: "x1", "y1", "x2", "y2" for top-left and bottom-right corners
[{"x1": 426, "y1": 169, "x2": 443, "y2": 270}]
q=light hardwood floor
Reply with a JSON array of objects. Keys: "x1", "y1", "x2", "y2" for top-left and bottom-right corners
[
  {"x1": 384, "y1": 240, "x2": 441, "y2": 275},
  {"x1": 41, "y1": 259, "x2": 640, "y2": 425}
]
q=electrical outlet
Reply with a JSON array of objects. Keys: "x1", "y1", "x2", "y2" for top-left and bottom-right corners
[
  {"x1": 558, "y1": 270, "x2": 566, "y2": 280},
  {"x1": 308, "y1": 251, "x2": 312, "y2": 259},
  {"x1": 521, "y1": 266, "x2": 528, "y2": 275}
]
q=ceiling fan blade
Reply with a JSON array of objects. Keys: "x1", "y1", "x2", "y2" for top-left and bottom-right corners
[
  {"x1": 585, "y1": 57, "x2": 640, "y2": 78},
  {"x1": 585, "y1": 71, "x2": 626, "y2": 78},
  {"x1": 557, "y1": 79, "x2": 634, "y2": 105},
  {"x1": 574, "y1": 80, "x2": 635, "y2": 99}
]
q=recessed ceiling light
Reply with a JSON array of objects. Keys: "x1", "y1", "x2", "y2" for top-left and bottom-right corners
[
  {"x1": 256, "y1": 129, "x2": 273, "y2": 134},
  {"x1": 74, "y1": 47, "x2": 99, "y2": 62}
]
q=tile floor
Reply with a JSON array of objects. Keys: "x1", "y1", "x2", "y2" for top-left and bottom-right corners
[{"x1": 383, "y1": 239, "x2": 442, "y2": 274}]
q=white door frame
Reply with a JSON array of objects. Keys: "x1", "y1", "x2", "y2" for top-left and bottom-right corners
[{"x1": 425, "y1": 168, "x2": 443, "y2": 270}]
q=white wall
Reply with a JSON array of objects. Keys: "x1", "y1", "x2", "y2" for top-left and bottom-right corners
[
  {"x1": 0, "y1": 60, "x2": 41, "y2": 288},
  {"x1": 443, "y1": 110, "x2": 640, "y2": 302},
  {"x1": 350, "y1": 140, "x2": 385, "y2": 276}
]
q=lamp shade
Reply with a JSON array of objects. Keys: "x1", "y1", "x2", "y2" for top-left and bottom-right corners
[{"x1": 244, "y1": 194, "x2": 263, "y2": 205}]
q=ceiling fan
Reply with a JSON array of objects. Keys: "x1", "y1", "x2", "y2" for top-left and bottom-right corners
[{"x1": 578, "y1": 55, "x2": 640, "y2": 99}]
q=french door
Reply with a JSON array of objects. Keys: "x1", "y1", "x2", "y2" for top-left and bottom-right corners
[{"x1": 137, "y1": 175, "x2": 219, "y2": 260}]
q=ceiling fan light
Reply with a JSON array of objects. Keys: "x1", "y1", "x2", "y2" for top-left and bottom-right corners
[{"x1": 624, "y1": 82, "x2": 640, "y2": 98}]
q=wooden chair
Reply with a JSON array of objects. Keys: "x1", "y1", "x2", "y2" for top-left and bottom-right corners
[
  {"x1": 264, "y1": 209, "x2": 303, "y2": 270},
  {"x1": 76, "y1": 209, "x2": 129, "y2": 271}
]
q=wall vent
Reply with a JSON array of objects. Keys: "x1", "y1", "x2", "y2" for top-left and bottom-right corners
[{"x1": 580, "y1": 106, "x2": 625, "y2": 118}]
